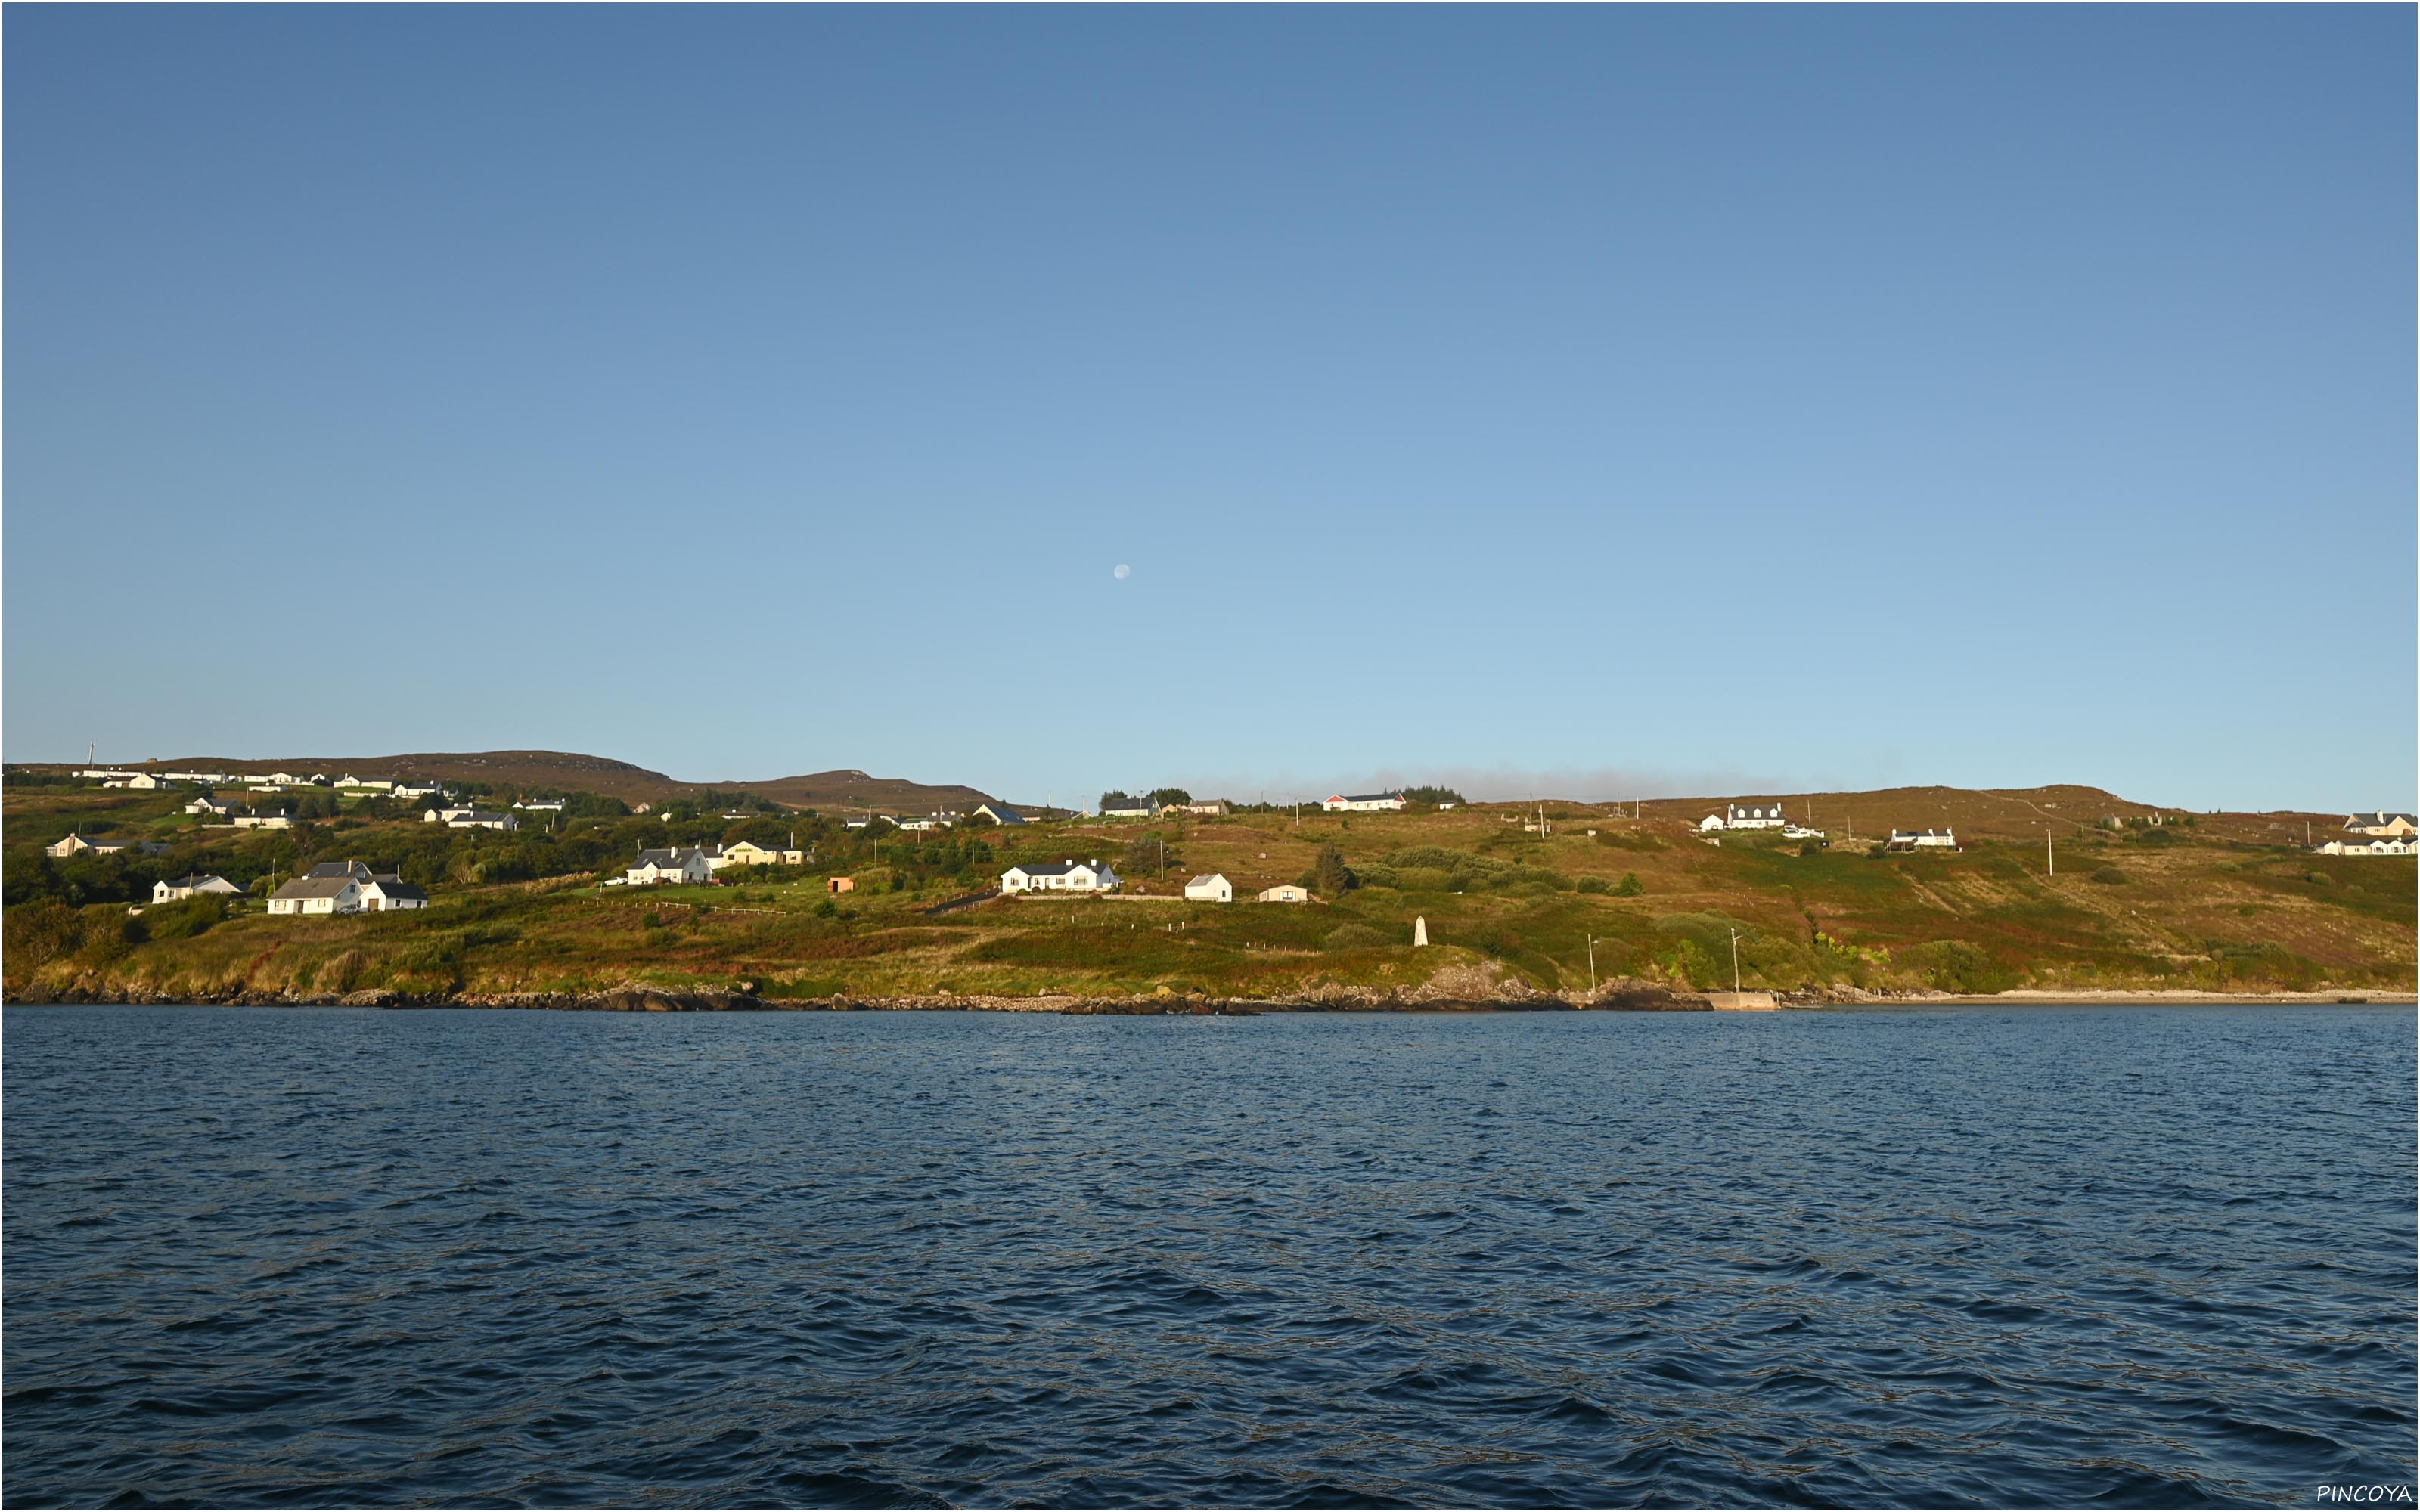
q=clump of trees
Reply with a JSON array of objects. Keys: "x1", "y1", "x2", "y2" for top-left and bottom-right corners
[
  {"x1": 1401, "y1": 786, "x2": 1465, "y2": 807},
  {"x1": 1305, "y1": 844, "x2": 1356, "y2": 896}
]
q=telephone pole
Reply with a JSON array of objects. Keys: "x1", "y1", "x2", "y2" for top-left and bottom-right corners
[
  {"x1": 1729, "y1": 928, "x2": 1742, "y2": 993},
  {"x1": 2046, "y1": 826, "x2": 2055, "y2": 878}
]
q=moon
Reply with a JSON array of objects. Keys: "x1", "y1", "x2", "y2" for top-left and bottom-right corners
[{"x1": 1112, "y1": 563, "x2": 1131, "y2": 581}]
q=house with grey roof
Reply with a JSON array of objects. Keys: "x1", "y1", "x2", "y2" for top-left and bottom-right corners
[
  {"x1": 269, "y1": 874, "x2": 361, "y2": 916},
  {"x1": 972, "y1": 803, "x2": 1025, "y2": 826},
  {"x1": 2344, "y1": 812, "x2": 2418, "y2": 838},
  {"x1": 359, "y1": 875, "x2": 430, "y2": 910},
  {"x1": 628, "y1": 847, "x2": 715, "y2": 886}
]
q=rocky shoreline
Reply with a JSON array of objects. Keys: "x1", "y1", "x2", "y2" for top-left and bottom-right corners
[
  {"x1": 7, "y1": 978, "x2": 1714, "y2": 1014},
  {"x1": 6, "y1": 982, "x2": 2400, "y2": 1012}
]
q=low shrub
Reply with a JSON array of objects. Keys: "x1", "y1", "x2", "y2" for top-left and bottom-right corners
[
  {"x1": 142, "y1": 896, "x2": 223, "y2": 940},
  {"x1": 1323, "y1": 922, "x2": 1395, "y2": 950},
  {"x1": 1474, "y1": 926, "x2": 1522, "y2": 959},
  {"x1": 2090, "y1": 866, "x2": 2127, "y2": 885},
  {"x1": 1907, "y1": 938, "x2": 2017, "y2": 994}
]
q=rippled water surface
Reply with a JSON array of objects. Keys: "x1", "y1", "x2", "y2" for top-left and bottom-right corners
[{"x1": 5, "y1": 1005, "x2": 2413, "y2": 1507}]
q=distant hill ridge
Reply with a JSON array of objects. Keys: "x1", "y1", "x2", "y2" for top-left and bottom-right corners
[{"x1": 51, "y1": 750, "x2": 997, "y2": 813}]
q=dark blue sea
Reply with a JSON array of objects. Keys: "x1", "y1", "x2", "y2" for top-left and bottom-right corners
[{"x1": 5, "y1": 1005, "x2": 2412, "y2": 1507}]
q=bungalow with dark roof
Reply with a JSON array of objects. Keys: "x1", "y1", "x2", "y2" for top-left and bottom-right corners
[
  {"x1": 1885, "y1": 828, "x2": 1959, "y2": 851},
  {"x1": 1321, "y1": 792, "x2": 1406, "y2": 813}
]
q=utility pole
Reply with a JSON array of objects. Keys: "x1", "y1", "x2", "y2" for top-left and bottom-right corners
[
  {"x1": 1158, "y1": 838, "x2": 1165, "y2": 879},
  {"x1": 1587, "y1": 935, "x2": 1598, "y2": 995},
  {"x1": 1729, "y1": 928, "x2": 1742, "y2": 993},
  {"x1": 2046, "y1": 826, "x2": 2055, "y2": 878}
]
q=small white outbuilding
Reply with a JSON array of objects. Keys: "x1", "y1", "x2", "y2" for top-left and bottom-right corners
[{"x1": 1183, "y1": 873, "x2": 1233, "y2": 903}]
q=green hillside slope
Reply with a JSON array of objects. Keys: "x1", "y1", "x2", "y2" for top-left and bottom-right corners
[{"x1": 7, "y1": 778, "x2": 2409, "y2": 1005}]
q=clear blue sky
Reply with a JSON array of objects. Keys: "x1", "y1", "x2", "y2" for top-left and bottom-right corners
[{"x1": 7, "y1": 6, "x2": 2412, "y2": 811}]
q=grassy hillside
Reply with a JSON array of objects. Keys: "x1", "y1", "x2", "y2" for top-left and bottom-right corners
[{"x1": 6, "y1": 778, "x2": 2410, "y2": 1005}]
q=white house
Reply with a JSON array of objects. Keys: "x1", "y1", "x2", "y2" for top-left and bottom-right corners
[
  {"x1": 103, "y1": 772, "x2": 168, "y2": 789},
  {"x1": 2319, "y1": 835, "x2": 2415, "y2": 857},
  {"x1": 358, "y1": 874, "x2": 430, "y2": 909},
  {"x1": 1322, "y1": 792, "x2": 1406, "y2": 813},
  {"x1": 628, "y1": 847, "x2": 715, "y2": 885},
  {"x1": 972, "y1": 803, "x2": 1025, "y2": 826},
  {"x1": 895, "y1": 818, "x2": 945, "y2": 832},
  {"x1": 45, "y1": 833, "x2": 162, "y2": 857},
  {"x1": 425, "y1": 806, "x2": 475, "y2": 823},
  {"x1": 151, "y1": 873, "x2": 242, "y2": 903},
  {"x1": 184, "y1": 794, "x2": 233, "y2": 817},
  {"x1": 2344, "y1": 812, "x2": 2418, "y2": 838},
  {"x1": 1258, "y1": 884, "x2": 1313, "y2": 903},
  {"x1": 1001, "y1": 859, "x2": 1119, "y2": 894},
  {"x1": 513, "y1": 798, "x2": 565, "y2": 812},
  {"x1": 1101, "y1": 805, "x2": 1153, "y2": 820},
  {"x1": 234, "y1": 810, "x2": 293, "y2": 829},
  {"x1": 268, "y1": 874, "x2": 361, "y2": 916},
  {"x1": 1781, "y1": 823, "x2": 1826, "y2": 841},
  {"x1": 334, "y1": 775, "x2": 394, "y2": 791},
  {"x1": 444, "y1": 810, "x2": 518, "y2": 832},
  {"x1": 716, "y1": 840, "x2": 805, "y2": 866},
  {"x1": 1886, "y1": 828, "x2": 1959, "y2": 850},
  {"x1": 392, "y1": 782, "x2": 446, "y2": 801},
  {"x1": 1164, "y1": 800, "x2": 1231, "y2": 816},
  {"x1": 1184, "y1": 873, "x2": 1234, "y2": 902},
  {"x1": 1726, "y1": 802, "x2": 1786, "y2": 830}
]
